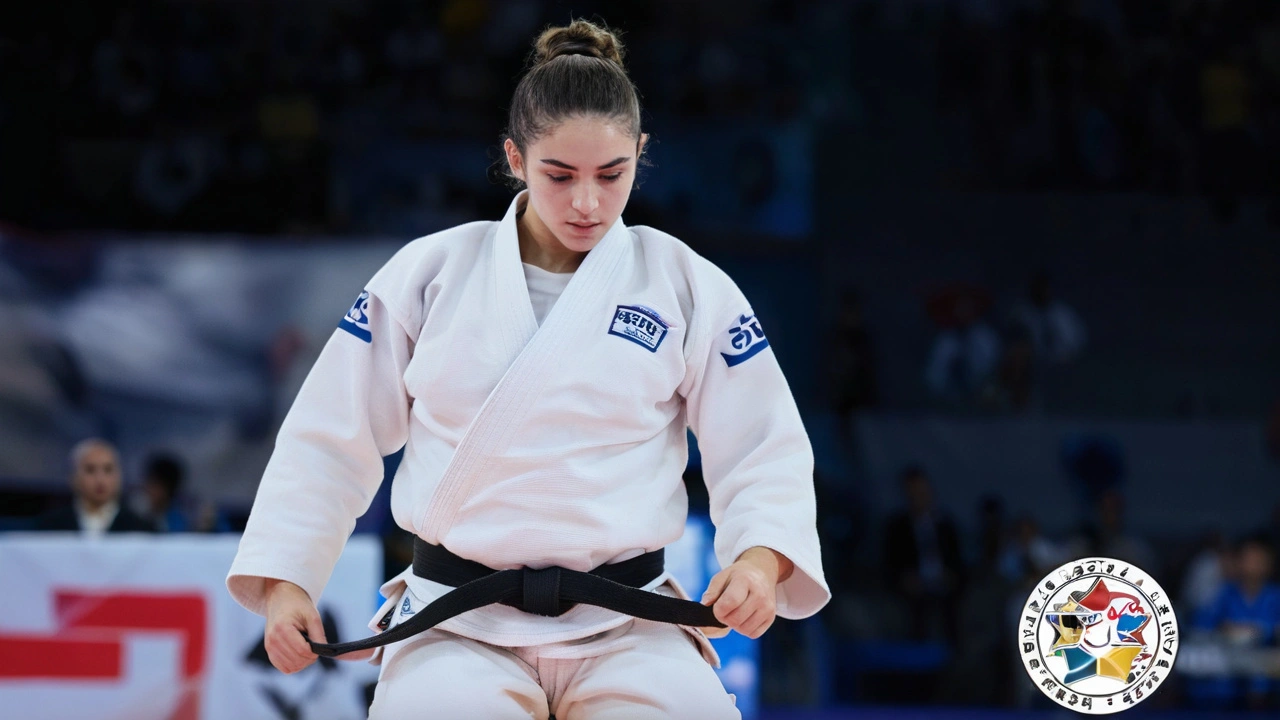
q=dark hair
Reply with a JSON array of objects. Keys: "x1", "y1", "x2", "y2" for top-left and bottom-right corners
[
  {"x1": 504, "y1": 20, "x2": 642, "y2": 183},
  {"x1": 144, "y1": 453, "x2": 185, "y2": 497},
  {"x1": 1237, "y1": 532, "x2": 1275, "y2": 556}
]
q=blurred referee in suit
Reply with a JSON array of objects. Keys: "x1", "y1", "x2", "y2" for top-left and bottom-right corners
[{"x1": 36, "y1": 439, "x2": 155, "y2": 535}]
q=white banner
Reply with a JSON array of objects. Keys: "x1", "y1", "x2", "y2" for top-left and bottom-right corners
[{"x1": 0, "y1": 534, "x2": 381, "y2": 720}]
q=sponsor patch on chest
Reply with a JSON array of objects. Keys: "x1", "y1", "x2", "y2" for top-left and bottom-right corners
[{"x1": 608, "y1": 305, "x2": 669, "y2": 352}]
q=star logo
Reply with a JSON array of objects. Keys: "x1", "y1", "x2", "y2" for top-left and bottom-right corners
[
  {"x1": 1018, "y1": 558, "x2": 1178, "y2": 714},
  {"x1": 1043, "y1": 578, "x2": 1151, "y2": 686},
  {"x1": 1046, "y1": 597, "x2": 1085, "y2": 650}
]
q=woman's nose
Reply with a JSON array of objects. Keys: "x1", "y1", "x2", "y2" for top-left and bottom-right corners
[{"x1": 572, "y1": 185, "x2": 598, "y2": 214}]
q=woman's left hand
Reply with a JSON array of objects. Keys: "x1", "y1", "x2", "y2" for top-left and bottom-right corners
[{"x1": 700, "y1": 547, "x2": 794, "y2": 639}]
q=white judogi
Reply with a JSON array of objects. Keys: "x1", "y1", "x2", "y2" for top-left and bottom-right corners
[
  {"x1": 227, "y1": 192, "x2": 828, "y2": 713},
  {"x1": 369, "y1": 617, "x2": 740, "y2": 719}
]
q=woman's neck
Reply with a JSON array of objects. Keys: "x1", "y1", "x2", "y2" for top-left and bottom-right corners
[{"x1": 516, "y1": 199, "x2": 585, "y2": 273}]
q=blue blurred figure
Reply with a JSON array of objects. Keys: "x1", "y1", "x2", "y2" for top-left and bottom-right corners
[
  {"x1": 141, "y1": 452, "x2": 230, "y2": 533},
  {"x1": 1191, "y1": 534, "x2": 1280, "y2": 711}
]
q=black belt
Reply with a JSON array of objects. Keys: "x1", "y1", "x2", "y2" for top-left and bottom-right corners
[{"x1": 307, "y1": 539, "x2": 724, "y2": 658}]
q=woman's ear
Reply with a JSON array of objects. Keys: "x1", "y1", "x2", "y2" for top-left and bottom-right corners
[
  {"x1": 637, "y1": 133, "x2": 649, "y2": 157},
  {"x1": 504, "y1": 138, "x2": 525, "y2": 182}
]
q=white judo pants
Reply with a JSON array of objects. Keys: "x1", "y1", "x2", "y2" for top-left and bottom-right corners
[{"x1": 367, "y1": 619, "x2": 740, "y2": 719}]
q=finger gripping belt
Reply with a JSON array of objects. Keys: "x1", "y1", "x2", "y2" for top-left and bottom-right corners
[{"x1": 307, "y1": 539, "x2": 725, "y2": 658}]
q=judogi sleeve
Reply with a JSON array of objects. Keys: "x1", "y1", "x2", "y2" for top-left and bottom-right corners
[
  {"x1": 227, "y1": 286, "x2": 414, "y2": 616},
  {"x1": 681, "y1": 284, "x2": 831, "y2": 620}
]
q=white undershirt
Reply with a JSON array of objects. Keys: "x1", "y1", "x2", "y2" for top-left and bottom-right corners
[
  {"x1": 522, "y1": 263, "x2": 575, "y2": 326},
  {"x1": 76, "y1": 500, "x2": 119, "y2": 537}
]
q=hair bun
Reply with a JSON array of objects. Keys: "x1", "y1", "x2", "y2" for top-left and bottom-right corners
[{"x1": 534, "y1": 19, "x2": 625, "y2": 67}]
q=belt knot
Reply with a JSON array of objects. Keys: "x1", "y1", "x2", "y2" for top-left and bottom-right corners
[{"x1": 521, "y1": 567, "x2": 565, "y2": 617}]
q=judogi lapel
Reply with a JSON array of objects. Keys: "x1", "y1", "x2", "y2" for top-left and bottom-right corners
[{"x1": 419, "y1": 195, "x2": 630, "y2": 540}]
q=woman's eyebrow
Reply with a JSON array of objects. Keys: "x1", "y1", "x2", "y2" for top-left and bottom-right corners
[{"x1": 540, "y1": 157, "x2": 632, "y2": 171}]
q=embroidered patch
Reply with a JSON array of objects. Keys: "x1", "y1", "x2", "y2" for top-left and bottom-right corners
[
  {"x1": 339, "y1": 290, "x2": 372, "y2": 343},
  {"x1": 399, "y1": 595, "x2": 414, "y2": 617},
  {"x1": 720, "y1": 312, "x2": 770, "y2": 367},
  {"x1": 631, "y1": 304, "x2": 675, "y2": 329},
  {"x1": 608, "y1": 305, "x2": 669, "y2": 352}
]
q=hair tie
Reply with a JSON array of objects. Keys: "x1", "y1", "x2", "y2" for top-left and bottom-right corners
[{"x1": 553, "y1": 41, "x2": 598, "y2": 59}]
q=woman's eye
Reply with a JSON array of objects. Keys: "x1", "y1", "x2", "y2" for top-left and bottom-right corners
[
  {"x1": 548, "y1": 175, "x2": 571, "y2": 183},
  {"x1": 601, "y1": 173, "x2": 623, "y2": 182}
]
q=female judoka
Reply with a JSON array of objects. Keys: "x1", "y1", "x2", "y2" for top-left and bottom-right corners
[{"x1": 228, "y1": 19, "x2": 829, "y2": 719}]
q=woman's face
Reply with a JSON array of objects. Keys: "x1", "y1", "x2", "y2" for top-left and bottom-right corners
[{"x1": 506, "y1": 116, "x2": 644, "y2": 254}]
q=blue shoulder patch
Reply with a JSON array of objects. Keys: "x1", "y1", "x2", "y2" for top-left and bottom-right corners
[
  {"x1": 719, "y1": 312, "x2": 770, "y2": 367},
  {"x1": 339, "y1": 290, "x2": 372, "y2": 342}
]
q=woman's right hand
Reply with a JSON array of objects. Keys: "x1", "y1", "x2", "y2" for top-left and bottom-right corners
[{"x1": 263, "y1": 578, "x2": 326, "y2": 673}]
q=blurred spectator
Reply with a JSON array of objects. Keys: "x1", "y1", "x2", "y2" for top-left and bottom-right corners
[
  {"x1": 1266, "y1": 503, "x2": 1280, "y2": 557},
  {"x1": 1077, "y1": 91, "x2": 1123, "y2": 188},
  {"x1": 1181, "y1": 528, "x2": 1231, "y2": 616},
  {"x1": 133, "y1": 124, "x2": 215, "y2": 221},
  {"x1": 1266, "y1": 398, "x2": 1280, "y2": 463},
  {"x1": 828, "y1": 289, "x2": 878, "y2": 416},
  {"x1": 1067, "y1": 487, "x2": 1156, "y2": 571},
  {"x1": 924, "y1": 285, "x2": 1002, "y2": 403},
  {"x1": 1002, "y1": 516, "x2": 1067, "y2": 709},
  {"x1": 91, "y1": 11, "x2": 157, "y2": 130},
  {"x1": 1009, "y1": 270, "x2": 1086, "y2": 366},
  {"x1": 882, "y1": 465, "x2": 965, "y2": 642},
  {"x1": 385, "y1": 7, "x2": 443, "y2": 88},
  {"x1": 1198, "y1": 44, "x2": 1257, "y2": 223},
  {"x1": 1000, "y1": 515, "x2": 1064, "y2": 585},
  {"x1": 1193, "y1": 534, "x2": 1280, "y2": 711},
  {"x1": 35, "y1": 438, "x2": 156, "y2": 535},
  {"x1": 140, "y1": 452, "x2": 231, "y2": 534},
  {"x1": 942, "y1": 495, "x2": 1013, "y2": 705},
  {"x1": 1060, "y1": 432, "x2": 1127, "y2": 508},
  {"x1": 973, "y1": 494, "x2": 1006, "y2": 573},
  {"x1": 141, "y1": 453, "x2": 188, "y2": 532},
  {"x1": 988, "y1": 322, "x2": 1036, "y2": 412}
]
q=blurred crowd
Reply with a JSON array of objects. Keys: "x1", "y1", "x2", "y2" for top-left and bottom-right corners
[
  {"x1": 928, "y1": 0, "x2": 1280, "y2": 217},
  {"x1": 810, "y1": 461, "x2": 1280, "y2": 711},
  {"x1": 18, "y1": 438, "x2": 231, "y2": 536},
  {"x1": 827, "y1": 269, "x2": 1086, "y2": 417},
  {"x1": 0, "y1": 0, "x2": 836, "y2": 235},
  {"x1": 10, "y1": 0, "x2": 1278, "y2": 234}
]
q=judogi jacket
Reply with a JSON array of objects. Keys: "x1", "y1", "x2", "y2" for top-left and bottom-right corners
[{"x1": 228, "y1": 193, "x2": 829, "y2": 651}]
